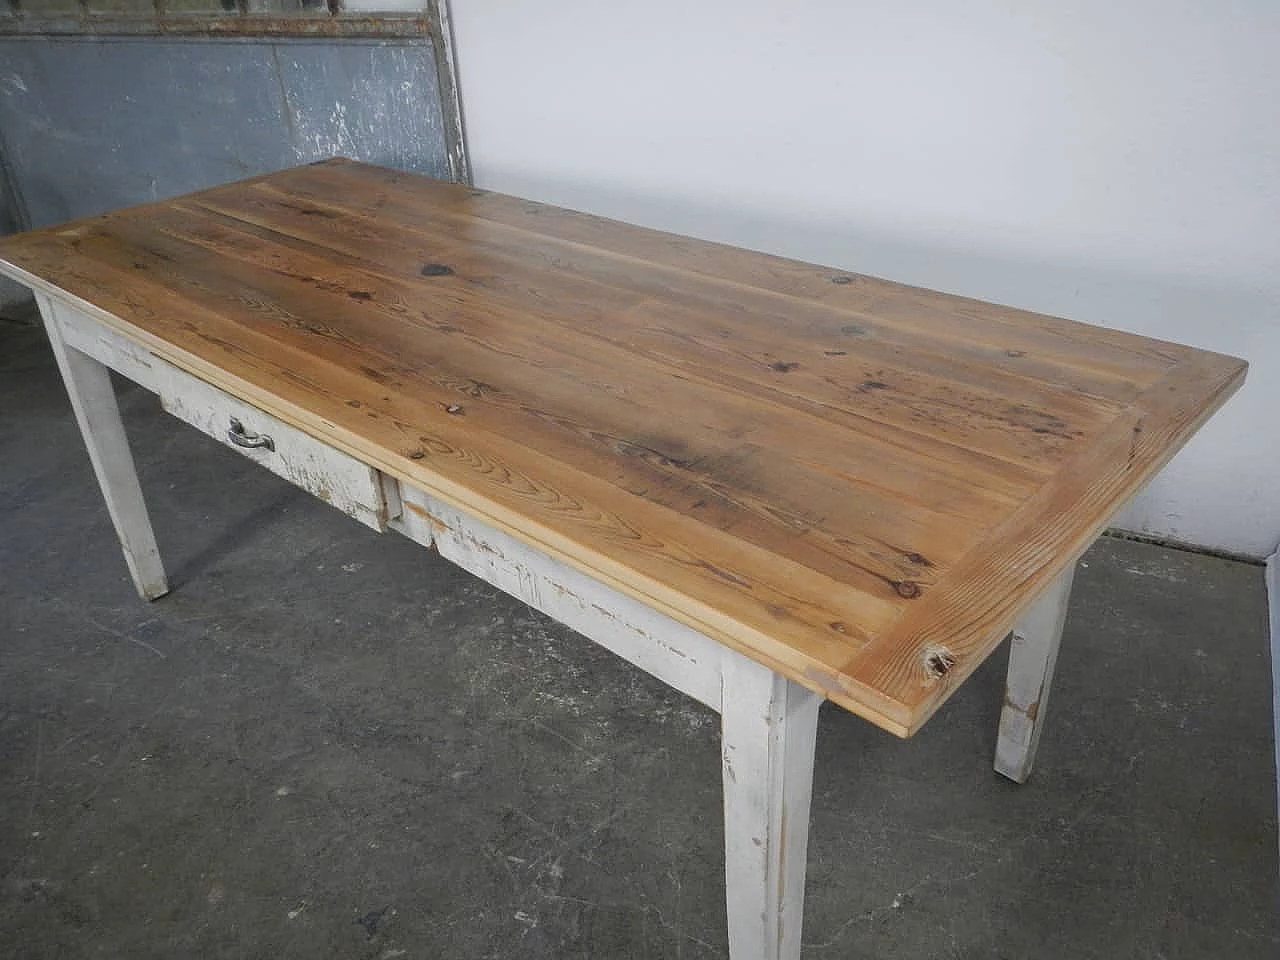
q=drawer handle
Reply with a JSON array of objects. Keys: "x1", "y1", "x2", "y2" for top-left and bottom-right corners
[{"x1": 227, "y1": 417, "x2": 275, "y2": 452}]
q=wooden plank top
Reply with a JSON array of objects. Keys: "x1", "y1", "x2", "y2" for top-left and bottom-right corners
[{"x1": 0, "y1": 159, "x2": 1246, "y2": 736}]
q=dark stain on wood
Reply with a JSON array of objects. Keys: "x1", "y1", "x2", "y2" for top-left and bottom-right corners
[
  {"x1": 612, "y1": 437, "x2": 693, "y2": 470},
  {"x1": 770, "y1": 361, "x2": 800, "y2": 373},
  {"x1": 421, "y1": 263, "x2": 456, "y2": 277},
  {"x1": 696, "y1": 560, "x2": 751, "y2": 588},
  {"x1": 278, "y1": 200, "x2": 340, "y2": 219}
]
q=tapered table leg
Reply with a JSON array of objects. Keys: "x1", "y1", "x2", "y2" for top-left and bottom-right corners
[
  {"x1": 721, "y1": 655, "x2": 823, "y2": 960},
  {"x1": 995, "y1": 566, "x2": 1076, "y2": 783},
  {"x1": 36, "y1": 294, "x2": 168, "y2": 601}
]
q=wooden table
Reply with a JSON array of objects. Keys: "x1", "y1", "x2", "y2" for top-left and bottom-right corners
[{"x1": 0, "y1": 159, "x2": 1246, "y2": 959}]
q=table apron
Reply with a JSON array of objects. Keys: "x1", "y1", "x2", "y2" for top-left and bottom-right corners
[
  {"x1": 390, "y1": 481, "x2": 735, "y2": 712},
  {"x1": 53, "y1": 298, "x2": 740, "y2": 715}
]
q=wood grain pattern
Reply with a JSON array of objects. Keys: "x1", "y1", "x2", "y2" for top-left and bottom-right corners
[{"x1": 0, "y1": 159, "x2": 1247, "y2": 736}]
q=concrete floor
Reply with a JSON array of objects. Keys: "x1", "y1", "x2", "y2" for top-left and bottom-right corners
[{"x1": 1, "y1": 313, "x2": 1277, "y2": 959}]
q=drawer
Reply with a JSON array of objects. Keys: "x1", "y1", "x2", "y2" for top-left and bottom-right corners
[{"x1": 158, "y1": 364, "x2": 396, "y2": 532}]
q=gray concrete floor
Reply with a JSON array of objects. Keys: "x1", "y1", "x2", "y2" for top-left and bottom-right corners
[{"x1": 1, "y1": 314, "x2": 1277, "y2": 959}]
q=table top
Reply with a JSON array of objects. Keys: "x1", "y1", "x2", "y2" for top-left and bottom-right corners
[{"x1": 0, "y1": 159, "x2": 1246, "y2": 736}]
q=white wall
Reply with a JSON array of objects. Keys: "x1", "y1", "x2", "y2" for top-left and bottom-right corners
[{"x1": 449, "y1": 0, "x2": 1280, "y2": 558}]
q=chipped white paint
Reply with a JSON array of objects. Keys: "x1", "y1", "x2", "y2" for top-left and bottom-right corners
[
  {"x1": 280, "y1": 45, "x2": 444, "y2": 176},
  {"x1": 390, "y1": 483, "x2": 831, "y2": 955},
  {"x1": 390, "y1": 483, "x2": 731, "y2": 711},
  {"x1": 36, "y1": 294, "x2": 167, "y2": 601},
  {"x1": 720, "y1": 655, "x2": 822, "y2": 960},
  {"x1": 55, "y1": 301, "x2": 396, "y2": 530},
  {"x1": 157, "y1": 360, "x2": 392, "y2": 533},
  {"x1": 57, "y1": 309, "x2": 160, "y2": 392},
  {"x1": 995, "y1": 565, "x2": 1077, "y2": 783}
]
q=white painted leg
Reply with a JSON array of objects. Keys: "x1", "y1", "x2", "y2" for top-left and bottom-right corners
[
  {"x1": 1264, "y1": 552, "x2": 1279, "y2": 861},
  {"x1": 36, "y1": 295, "x2": 168, "y2": 600},
  {"x1": 994, "y1": 566, "x2": 1076, "y2": 783},
  {"x1": 721, "y1": 654, "x2": 823, "y2": 960}
]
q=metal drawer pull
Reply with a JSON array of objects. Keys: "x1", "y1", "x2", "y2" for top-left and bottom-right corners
[{"x1": 227, "y1": 417, "x2": 275, "y2": 452}]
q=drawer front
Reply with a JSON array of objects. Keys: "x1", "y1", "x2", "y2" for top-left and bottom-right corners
[{"x1": 158, "y1": 365, "x2": 391, "y2": 532}]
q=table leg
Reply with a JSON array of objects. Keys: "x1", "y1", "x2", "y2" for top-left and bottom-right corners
[
  {"x1": 994, "y1": 566, "x2": 1076, "y2": 783},
  {"x1": 721, "y1": 655, "x2": 823, "y2": 960},
  {"x1": 1265, "y1": 553, "x2": 1279, "y2": 861},
  {"x1": 36, "y1": 295, "x2": 168, "y2": 601}
]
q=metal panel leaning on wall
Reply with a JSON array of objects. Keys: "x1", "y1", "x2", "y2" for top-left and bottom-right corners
[{"x1": 0, "y1": 1, "x2": 468, "y2": 311}]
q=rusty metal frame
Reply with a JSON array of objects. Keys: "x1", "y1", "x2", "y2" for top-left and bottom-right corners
[
  {"x1": 425, "y1": 0, "x2": 469, "y2": 184},
  {"x1": 0, "y1": 12, "x2": 432, "y2": 40}
]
